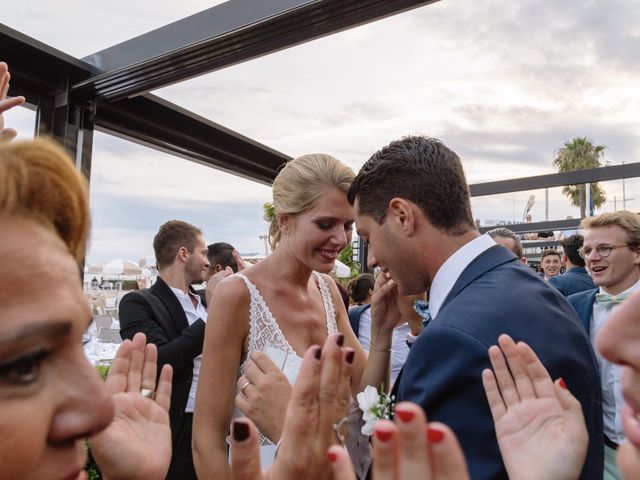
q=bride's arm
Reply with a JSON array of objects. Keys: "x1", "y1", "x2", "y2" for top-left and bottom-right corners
[
  {"x1": 193, "y1": 277, "x2": 250, "y2": 480},
  {"x1": 327, "y1": 274, "x2": 395, "y2": 395}
]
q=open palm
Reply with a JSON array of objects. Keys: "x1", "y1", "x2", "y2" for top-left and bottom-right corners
[
  {"x1": 482, "y1": 335, "x2": 587, "y2": 480},
  {"x1": 0, "y1": 62, "x2": 25, "y2": 142},
  {"x1": 90, "y1": 334, "x2": 173, "y2": 480}
]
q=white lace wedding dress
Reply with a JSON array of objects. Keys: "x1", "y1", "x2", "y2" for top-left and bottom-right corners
[{"x1": 231, "y1": 271, "x2": 338, "y2": 468}]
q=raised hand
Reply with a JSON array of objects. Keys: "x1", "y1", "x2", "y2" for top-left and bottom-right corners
[
  {"x1": 328, "y1": 402, "x2": 469, "y2": 480},
  {"x1": 230, "y1": 333, "x2": 354, "y2": 480},
  {"x1": 0, "y1": 62, "x2": 25, "y2": 142},
  {"x1": 90, "y1": 332, "x2": 173, "y2": 480},
  {"x1": 369, "y1": 273, "x2": 400, "y2": 348},
  {"x1": 482, "y1": 334, "x2": 587, "y2": 480},
  {"x1": 205, "y1": 265, "x2": 234, "y2": 304}
]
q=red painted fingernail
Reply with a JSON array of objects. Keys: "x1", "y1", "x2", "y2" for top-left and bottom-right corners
[
  {"x1": 396, "y1": 409, "x2": 415, "y2": 423},
  {"x1": 375, "y1": 429, "x2": 393, "y2": 442},
  {"x1": 336, "y1": 334, "x2": 345, "y2": 346},
  {"x1": 327, "y1": 451, "x2": 338, "y2": 463},
  {"x1": 314, "y1": 346, "x2": 322, "y2": 360},
  {"x1": 427, "y1": 427, "x2": 445, "y2": 444},
  {"x1": 346, "y1": 350, "x2": 355, "y2": 364},
  {"x1": 558, "y1": 377, "x2": 567, "y2": 389}
]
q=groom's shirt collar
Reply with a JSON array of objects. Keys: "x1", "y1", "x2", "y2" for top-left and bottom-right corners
[{"x1": 428, "y1": 234, "x2": 496, "y2": 319}]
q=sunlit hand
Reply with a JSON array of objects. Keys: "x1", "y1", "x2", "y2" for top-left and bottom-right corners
[
  {"x1": 328, "y1": 402, "x2": 469, "y2": 480},
  {"x1": 0, "y1": 62, "x2": 25, "y2": 142},
  {"x1": 205, "y1": 265, "x2": 233, "y2": 305},
  {"x1": 230, "y1": 334, "x2": 354, "y2": 480},
  {"x1": 235, "y1": 351, "x2": 292, "y2": 442},
  {"x1": 90, "y1": 332, "x2": 173, "y2": 480},
  {"x1": 482, "y1": 334, "x2": 587, "y2": 480}
]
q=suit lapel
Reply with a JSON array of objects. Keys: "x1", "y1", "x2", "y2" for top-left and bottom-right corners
[
  {"x1": 438, "y1": 245, "x2": 516, "y2": 314},
  {"x1": 152, "y1": 277, "x2": 190, "y2": 335}
]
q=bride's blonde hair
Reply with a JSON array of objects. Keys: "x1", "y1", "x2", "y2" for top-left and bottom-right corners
[{"x1": 267, "y1": 154, "x2": 355, "y2": 250}]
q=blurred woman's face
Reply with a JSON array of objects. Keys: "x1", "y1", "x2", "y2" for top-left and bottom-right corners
[
  {"x1": 0, "y1": 218, "x2": 114, "y2": 480},
  {"x1": 597, "y1": 291, "x2": 640, "y2": 479}
]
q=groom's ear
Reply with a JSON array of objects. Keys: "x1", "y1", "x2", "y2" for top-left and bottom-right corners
[{"x1": 388, "y1": 198, "x2": 416, "y2": 236}]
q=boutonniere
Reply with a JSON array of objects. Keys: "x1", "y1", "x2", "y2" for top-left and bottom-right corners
[
  {"x1": 413, "y1": 299, "x2": 432, "y2": 327},
  {"x1": 356, "y1": 385, "x2": 396, "y2": 435}
]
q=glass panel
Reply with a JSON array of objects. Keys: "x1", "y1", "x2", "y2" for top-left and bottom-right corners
[
  {"x1": 86, "y1": 131, "x2": 272, "y2": 266},
  {"x1": 3, "y1": 1, "x2": 226, "y2": 57}
]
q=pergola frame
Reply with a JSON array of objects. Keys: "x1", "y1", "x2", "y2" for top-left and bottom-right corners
[{"x1": 2, "y1": 0, "x2": 640, "y2": 268}]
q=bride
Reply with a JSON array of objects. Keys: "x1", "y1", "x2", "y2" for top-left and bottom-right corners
[{"x1": 193, "y1": 154, "x2": 396, "y2": 479}]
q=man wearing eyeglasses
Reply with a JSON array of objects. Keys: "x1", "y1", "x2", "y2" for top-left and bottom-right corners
[{"x1": 568, "y1": 210, "x2": 640, "y2": 480}]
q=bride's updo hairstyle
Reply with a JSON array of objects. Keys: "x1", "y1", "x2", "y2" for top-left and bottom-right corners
[
  {"x1": 0, "y1": 138, "x2": 90, "y2": 261},
  {"x1": 267, "y1": 154, "x2": 355, "y2": 250}
]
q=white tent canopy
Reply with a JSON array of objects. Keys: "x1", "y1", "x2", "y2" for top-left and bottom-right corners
[
  {"x1": 332, "y1": 260, "x2": 351, "y2": 278},
  {"x1": 88, "y1": 259, "x2": 142, "y2": 276}
]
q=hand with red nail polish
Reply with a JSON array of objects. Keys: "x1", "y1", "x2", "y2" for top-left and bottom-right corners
[
  {"x1": 327, "y1": 401, "x2": 470, "y2": 480},
  {"x1": 482, "y1": 334, "x2": 587, "y2": 480},
  {"x1": 230, "y1": 333, "x2": 354, "y2": 480}
]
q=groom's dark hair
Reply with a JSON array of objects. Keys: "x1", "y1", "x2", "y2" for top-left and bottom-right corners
[{"x1": 347, "y1": 135, "x2": 474, "y2": 235}]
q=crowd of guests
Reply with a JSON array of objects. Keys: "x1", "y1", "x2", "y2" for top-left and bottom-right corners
[{"x1": 2, "y1": 60, "x2": 640, "y2": 480}]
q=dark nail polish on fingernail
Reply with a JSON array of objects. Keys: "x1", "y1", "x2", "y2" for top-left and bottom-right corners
[
  {"x1": 346, "y1": 350, "x2": 355, "y2": 364},
  {"x1": 232, "y1": 420, "x2": 250, "y2": 442},
  {"x1": 427, "y1": 427, "x2": 444, "y2": 444},
  {"x1": 336, "y1": 334, "x2": 344, "y2": 346},
  {"x1": 558, "y1": 377, "x2": 567, "y2": 389},
  {"x1": 327, "y1": 451, "x2": 338, "y2": 463},
  {"x1": 314, "y1": 346, "x2": 322, "y2": 360},
  {"x1": 374, "y1": 429, "x2": 393, "y2": 442},
  {"x1": 396, "y1": 409, "x2": 415, "y2": 423}
]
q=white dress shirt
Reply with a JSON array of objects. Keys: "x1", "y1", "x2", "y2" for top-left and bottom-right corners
[
  {"x1": 429, "y1": 234, "x2": 496, "y2": 319},
  {"x1": 170, "y1": 286, "x2": 208, "y2": 413},
  {"x1": 590, "y1": 278, "x2": 640, "y2": 443}
]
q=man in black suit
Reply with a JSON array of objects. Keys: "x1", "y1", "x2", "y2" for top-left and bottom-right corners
[
  {"x1": 347, "y1": 136, "x2": 603, "y2": 480},
  {"x1": 119, "y1": 220, "x2": 231, "y2": 479}
]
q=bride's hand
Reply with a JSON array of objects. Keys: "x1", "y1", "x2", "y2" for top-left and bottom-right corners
[
  {"x1": 230, "y1": 333, "x2": 353, "y2": 480},
  {"x1": 482, "y1": 334, "x2": 587, "y2": 480},
  {"x1": 235, "y1": 351, "x2": 292, "y2": 443}
]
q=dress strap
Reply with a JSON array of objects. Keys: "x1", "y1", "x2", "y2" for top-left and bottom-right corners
[{"x1": 313, "y1": 272, "x2": 339, "y2": 334}]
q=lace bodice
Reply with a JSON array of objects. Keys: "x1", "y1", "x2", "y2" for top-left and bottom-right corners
[{"x1": 234, "y1": 271, "x2": 338, "y2": 447}]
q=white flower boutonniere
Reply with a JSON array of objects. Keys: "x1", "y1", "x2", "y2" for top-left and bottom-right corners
[{"x1": 356, "y1": 385, "x2": 395, "y2": 435}]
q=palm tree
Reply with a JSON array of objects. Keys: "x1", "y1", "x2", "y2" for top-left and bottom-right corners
[{"x1": 552, "y1": 136, "x2": 607, "y2": 218}]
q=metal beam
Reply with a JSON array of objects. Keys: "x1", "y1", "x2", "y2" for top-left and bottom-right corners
[
  {"x1": 479, "y1": 218, "x2": 580, "y2": 235},
  {"x1": 95, "y1": 94, "x2": 290, "y2": 185},
  {"x1": 75, "y1": 0, "x2": 439, "y2": 101},
  {"x1": 469, "y1": 162, "x2": 640, "y2": 197}
]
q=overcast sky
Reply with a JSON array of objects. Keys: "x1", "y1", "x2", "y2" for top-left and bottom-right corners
[{"x1": 4, "y1": 0, "x2": 639, "y2": 264}]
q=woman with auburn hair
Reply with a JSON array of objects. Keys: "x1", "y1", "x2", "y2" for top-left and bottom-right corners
[
  {"x1": 0, "y1": 73, "x2": 173, "y2": 478},
  {"x1": 194, "y1": 153, "x2": 397, "y2": 478}
]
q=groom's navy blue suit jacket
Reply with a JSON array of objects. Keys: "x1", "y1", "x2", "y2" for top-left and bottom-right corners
[{"x1": 396, "y1": 245, "x2": 603, "y2": 480}]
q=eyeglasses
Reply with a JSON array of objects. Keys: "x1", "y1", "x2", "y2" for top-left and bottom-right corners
[{"x1": 578, "y1": 244, "x2": 630, "y2": 259}]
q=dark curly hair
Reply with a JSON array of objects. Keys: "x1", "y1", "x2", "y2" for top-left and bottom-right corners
[{"x1": 347, "y1": 136, "x2": 474, "y2": 234}]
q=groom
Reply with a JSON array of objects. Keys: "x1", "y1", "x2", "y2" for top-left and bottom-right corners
[{"x1": 347, "y1": 136, "x2": 603, "y2": 479}]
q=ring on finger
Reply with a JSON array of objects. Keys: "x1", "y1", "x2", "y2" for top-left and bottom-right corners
[
  {"x1": 240, "y1": 381, "x2": 251, "y2": 395},
  {"x1": 141, "y1": 388, "x2": 154, "y2": 399}
]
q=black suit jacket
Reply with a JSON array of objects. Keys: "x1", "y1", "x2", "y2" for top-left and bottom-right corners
[
  {"x1": 119, "y1": 277, "x2": 207, "y2": 444},
  {"x1": 393, "y1": 245, "x2": 603, "y2": 480}
]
